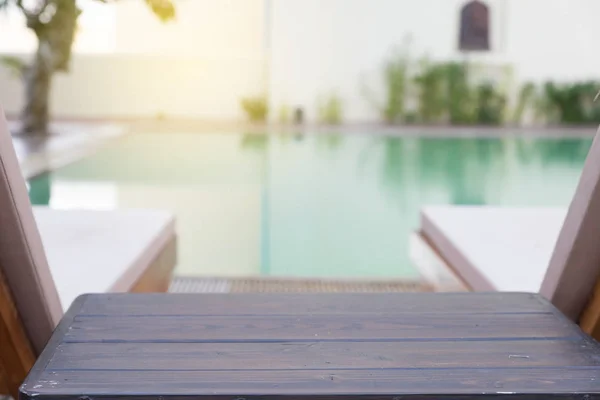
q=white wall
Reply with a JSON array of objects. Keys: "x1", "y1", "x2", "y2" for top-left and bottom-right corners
[
  {"x1": 115, "y1": 0, "x2": 266, "y2": 58},
  {"x1": 2, "y1": 0, "x2": 600, "y2": 122},
  {"x1": 0, "y1": 55, "x2": 265, "y2": 120},
  {"x1": 268, "y1": 0, "x2": 600, "y2": 123},
  {"x1": 0, "y1": 0, "x2": 267, "y2": 120},
  {"x1": 503, "y1": 0, "x2": 600, "y2": 82}
]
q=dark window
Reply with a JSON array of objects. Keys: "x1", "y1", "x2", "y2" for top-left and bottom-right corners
[{"x1": 459, "y1": 0, "x2": 490, "y2": 51}]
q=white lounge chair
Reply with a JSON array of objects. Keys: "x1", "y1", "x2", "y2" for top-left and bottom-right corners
[{"x1": 416, "y1": 128, "x2": 600, "y2": 328}]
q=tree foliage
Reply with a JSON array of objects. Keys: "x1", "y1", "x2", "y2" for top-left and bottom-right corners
[{"x1": 0, "y1": 0, "x2": 175, "y2": 134}]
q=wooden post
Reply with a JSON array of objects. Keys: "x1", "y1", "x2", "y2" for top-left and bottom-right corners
[
  {"x1": 541, "y1": 130, "x2": 600, "y2": 321},
  {"x1": 0, "y1": 364, "x2": 9, "y2": 396},
  {"x1": 0, "y1": 266, "x2": 36, "y2": 399},
  {"x1": 579, "y1": 278, "x2": 600, "y2": 339}
]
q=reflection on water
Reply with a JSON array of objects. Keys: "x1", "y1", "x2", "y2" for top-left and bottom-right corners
[{"x1": 29, "y1": 132, "x2": 591, "y2": 278}]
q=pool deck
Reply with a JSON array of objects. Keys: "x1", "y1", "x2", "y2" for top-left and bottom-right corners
[{"x1": 10, "y1": 121, "x2": 126, "y2": 179}]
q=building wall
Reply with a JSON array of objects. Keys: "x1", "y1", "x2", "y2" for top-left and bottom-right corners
[
  {"x1": 268, "y1": 0, "x2": 600, "y2": 123},
  {"x1": 0, "y1": 55, "x2": 266, "y2": 120},
  {"x1": 115, "y1": 0, "x2": 266, "y2": 58},
  {"x1": 0, "y1": 0, "x2": 267, "y2": 120},
  {"x1": 1, "y1": 0, "x2": 600, "y2": 122}
]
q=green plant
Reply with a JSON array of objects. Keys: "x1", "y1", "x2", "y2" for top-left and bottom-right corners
[
  {"x1": 544, "y1": 82, "x2": 582, "y2": 124},
  {"x1": 278, "y1": 104, "x2": 291, "y2": 125},
  {"x1": 542, "y1": 81, "x2": 600, "y2": 124},
  {"x1": 360, "y1": 47, "x2": 410, "y2": 124},
  {"x1": 404, "y1": 111, "x2": 418, "y2": 124},
  {"x1": 413, "y1": 59, "x2": 447, "y2": 123},
  {"x1": 512, "y1": 82, "x2": 537, "y2": 124},
  {"x1": 382, "y1": 52, "x2": 409, "y2": 124},
  {"x1": 241, "y1": 96, "x2": 269, "y2": 122},
  {"x1": 445, "y1": 62, "x2": 476, "y2": 125},
  {"x1": 317, "y1": 93, "x2": 343, "y2": 125},
  {"x1": 475, "y1": 82, "x2": 506, "y2": 125}
]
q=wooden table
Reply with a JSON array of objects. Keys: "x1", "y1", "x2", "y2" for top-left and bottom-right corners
[{"x1": 21, "y1": 293, "x2": 600, "y2": 400}]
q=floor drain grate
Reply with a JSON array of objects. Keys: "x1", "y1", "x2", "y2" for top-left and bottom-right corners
[{"x1": 170, "y1": 277, "x2": 433, "y2": 293}]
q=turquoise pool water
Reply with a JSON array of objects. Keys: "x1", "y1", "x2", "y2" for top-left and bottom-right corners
[{"x1": 29, "y1": 133, "x2": 591, "y2": 278}]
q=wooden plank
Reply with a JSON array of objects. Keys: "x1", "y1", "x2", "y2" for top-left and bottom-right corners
[
  {"x1": 24, "y1": 368, "x2": 600, "y2": 396},
  {"x1": 0, "y1": 266, "x2": 36, "y2": 399},
  {"x1": 579, "y1": 276, "x2": 600, "y2": 340},
  {"x1": 23, "y1": 294, "x2": 600, "y2": 400},
  {"x1": 0, "y1": 364, "x2": 9, "y2": 395},
  {"x1": 0, "y1": 112, "x2": 63, "y2": 356},
  {"x1": 541, "y1": 130, "x2": 600, "y2": 321},
  {"x1": 79, "y1": 292, "x2": 549, "y2": 316},
  {"x1": 65, "y1": 312, "x2": 576, "y2": 342},
  {"x1": 48, "y1": 340, "x2": 600, "y2": 371}
]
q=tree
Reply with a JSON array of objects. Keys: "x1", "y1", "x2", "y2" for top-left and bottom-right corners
[{"x1": 0, "y1": 0, "x2": 175, "y2": 136}]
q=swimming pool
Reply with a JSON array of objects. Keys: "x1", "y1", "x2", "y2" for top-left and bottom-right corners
[{"x1": 28, "y1": 132, "x2": 591, "y2": 278}]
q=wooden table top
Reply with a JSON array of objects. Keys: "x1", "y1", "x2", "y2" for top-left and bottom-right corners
[{"x1": 21, "y1": 293, "x2": 600, "y2": 399}]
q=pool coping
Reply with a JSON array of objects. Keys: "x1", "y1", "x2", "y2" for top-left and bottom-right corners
[
  {"x1": 11, "y1": 122, "x2": 128, "y2": 179},
  {"x1": 127, "y1": 119, "x2": 600, "y2": 138},
  {"x1": 15, "y1": 124, "x2": 597, "y2": 181}
]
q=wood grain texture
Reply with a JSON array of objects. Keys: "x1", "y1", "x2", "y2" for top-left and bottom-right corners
[
  {"x1": 78, "y1": 292, "x2": 549, "y2": 315},
  {"x1": 541, "y1": 129, "x2": 600, "y2": 321},
  {"x1": 49, "y1": 340, "x2": 600, "y2": 370},
  {"x1": 64, "y1": 313, "x2": 575, "y2": 342},
  {"x1": 20, "y1": 293, "x2": 600, "y2": 400},
  {"x1": 579, "y1": 276, "x2": 600, "y2": 340},
  {"x1": 26, "y1": 368, "x2": 600, "y2": 396},
  {"x1": 0, "y1": 265, "x2": 35, "y2": 399},
  {"x1": 0, "y1": 363, "x2": 9, "y2": 395}
]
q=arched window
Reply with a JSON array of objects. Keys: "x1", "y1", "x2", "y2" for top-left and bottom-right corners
[{"x1": 459, "y1": 0, "x2": 490, "y2": 52}]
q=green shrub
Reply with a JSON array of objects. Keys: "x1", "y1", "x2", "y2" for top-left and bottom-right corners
[
  {"x1": 413, "y1": 59, "x2": 447, "y2": 123},
  {"x1": 241, "y1": 96, "x2": 268, "y2": 122},
  {"x1": 382, "y1": 52, "x2": 409, "y2": 124},
  {"x1": 475, "y1": 82, "x2": 506, "y2": 125},
  {"x1": 358, "y1": 45, "x2": 600, "y2": 126},
  {"x1": 404, "y1": 111, "x2": 418, "y2": 124},
  {"x1": 360, "y1": 47, "x2": 409, "y2": 124},
  {"x1": 278, "y1": 104, "x2": 291, "y2": 125},
  {"x1": 445, "y1": 62, "x2": 476, "y2": 125},
  {"x1": 512, "y1": 82, "x2": 537, "y2": 124},
  {"x1": 317, "y1": 93, "x2": 344, "y2": 125},
  {"x1": 542, "y1": 81, "x2": 600, "y2": 124}
]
